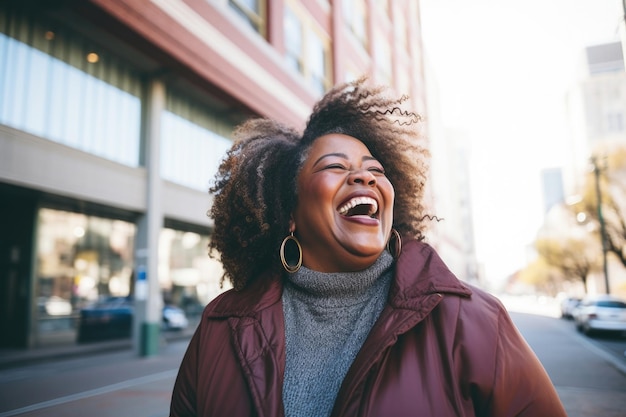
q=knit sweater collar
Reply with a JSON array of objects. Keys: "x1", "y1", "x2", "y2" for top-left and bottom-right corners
[
  {"x1": 285, "y1": 251, "x2": 394, "y2": 301},
  {"x1": 204, "y1": 241, "x2": 472, "y2": 318}
]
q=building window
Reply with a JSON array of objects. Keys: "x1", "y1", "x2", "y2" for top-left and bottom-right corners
[
  {"x1": 161, "y1": 91, "x2": 236, "y2": 191},
  {"x1": 0, "y1": 8, "x2": 142, "y2": 167},
  {"x1": 607, "y1": 111, "x2": 624, "y2": 133},
  {"x1": 307, "y1": 30, "x2": 328, "y2": 94},
  {"x1": 342, "y1": 0, "x2": 367, "y2": 48},
  {"x1": 344, "y1": 67, "x2": 359, "y2": 84},
  {"x1": 374, "y1": 35, "x2": 392, "y2": 85},
  {"x1": 159, "y1": 228, "x2": 229, "y2": 317},
  {"x1": 396, "y1": 68, "x2": 410, "y2": 97},
  {"x1": 378, "y1": 0, "x2": 390, "y2": 18},
  {"x1": 284, "y1": 6, "x2": 303, "y2": 73},
  {"x1": 35, "y1": 208, "x2": 136, "y2": 346},
  {"x1": 393, "y1": 6, "x2": 408, "y2": 51},
  {"x1": 283, "y1": 3, "x2": 332, "y2": 95},
  {"x1": 229, "y1": 0, "x2": 266, "y2": 37}
]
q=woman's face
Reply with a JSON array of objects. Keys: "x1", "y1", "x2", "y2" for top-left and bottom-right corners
[{"x1": 292, "y1": 133, "x2": 395, "y2": 272}]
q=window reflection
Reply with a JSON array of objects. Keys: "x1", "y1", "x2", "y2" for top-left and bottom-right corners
[
  {"x1": 229, "y1": 0, "x2": 265, "y2": 36},
  {"x1": 33, "y1": 209, "x2": 230, "y2": 345},
  {"x1": 283, "y1": 3, "x2": 331, "y2": 95},
  {"x1": 0, "y1": 7, "x2": 142, "y2": 167},
  {"x1": 35, "y1": 208, "x2": 135, "y2": 345},
  {"x1": 159, "y1": 228, "x2": 230, "y2": 319},
  {"x1": 284, "y1": 6, "x2": 302, "y2": 73},
  {"x1": 161, "y1": 90, "x2": 235, "y2": 191},
  {"x1": 307, "y1": 29, "x2": 326, "y2": 95},
  {"x1": 374, "y1": 36, "x2": 392, "y2": 85},
  {"x1": 161, "y1": 111, "x2": 233, "y2": 190},
  {"x1": 342, "y1": 0, "x2": 367, "y2": 47}
]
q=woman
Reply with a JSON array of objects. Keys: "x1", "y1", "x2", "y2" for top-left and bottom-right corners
[{"x1": 169, "y1": 78, "x2": 567, "y2": 417}]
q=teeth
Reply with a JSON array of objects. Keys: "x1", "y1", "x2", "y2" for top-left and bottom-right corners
[{"x1": 338, "y1": 197, "x2": 378, "y2": 216}]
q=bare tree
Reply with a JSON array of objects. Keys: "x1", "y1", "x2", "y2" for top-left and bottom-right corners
[
  {"x1": 535, "y1": 238, "x2": 601, "y2": 294},
  {"x1": 603, "y1": 182, "x2": 626, "y2": 267},
  {"x1": 581, "y1": 147, "x2": 626, "y2": 268},
  {"x1": 518, "y1": 257, "x2": 562, "y2": 295}
]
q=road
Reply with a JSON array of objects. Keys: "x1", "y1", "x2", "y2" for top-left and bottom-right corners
[
  {"x1": 0, "y1": 299, "x2": 624, "y2": 417},
  {"x1": 503, "y1": 295, "x2": 626, "y2": 417}
]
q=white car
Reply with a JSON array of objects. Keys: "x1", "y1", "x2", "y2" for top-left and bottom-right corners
[
  {"x1": 574, "y1": 295, "x2": 626, "y2": 336},
  {"x1": 162, "y1": 305, "x2": 189, "y2": 330},
  {"x1": 560, "y1": 296, "x2": 581, "y2": 319}
]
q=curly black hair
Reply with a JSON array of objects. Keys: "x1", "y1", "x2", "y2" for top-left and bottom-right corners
[{"x1": 209, "y1": 77, "x2": 430, "y2": 290}]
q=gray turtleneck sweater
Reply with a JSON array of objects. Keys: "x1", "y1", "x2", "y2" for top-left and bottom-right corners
[{"x1": 281, "y1": 251, "x2": 394, "y2": 417}]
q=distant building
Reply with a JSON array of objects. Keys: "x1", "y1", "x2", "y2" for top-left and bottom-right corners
[
  {"x1": 557, "y1": 39, "x2": 626, "y2": 298},
  {"x1": 540, "y1": 167, "x2": 564, "y2": 214},
  {"x1": 564, "y1": 41, "x2": 626, "y2": 195},
  {"x1": 427, "y1": 127, "x2": 479, "y2": 286},
  {"x1": 420, "y1": 45, "x2": 479, "y2": 287},
  {"x1": 0, "y1": 0, "x2": 428, "y2": 352},
  {"x1": 587, "y1": 41, "x2": 624, "y2": 74}
]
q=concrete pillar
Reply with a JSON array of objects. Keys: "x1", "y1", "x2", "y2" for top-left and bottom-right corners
[{"x1": 134, "y1": 78, "x2": 165, "y2": 357}]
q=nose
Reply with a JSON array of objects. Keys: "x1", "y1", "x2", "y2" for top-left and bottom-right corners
[{"x1": 348, "y1": 169, "x2": 377, "y2": 186}]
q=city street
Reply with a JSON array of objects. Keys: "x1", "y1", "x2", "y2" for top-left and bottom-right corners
[
  {"x1": 510, "y1": 311, "x2": 626, "y2": 417},
  {"x1": 0, "y1": 301, "x2": 625, "y2": 417}
]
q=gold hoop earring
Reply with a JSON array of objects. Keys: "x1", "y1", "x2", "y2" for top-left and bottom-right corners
[
  {"x1": 280, "y1": 232, "x2": 302, "y2": 273},
  {"x1": 387, "y1": 228, "x2": 402, "y2": 259}
]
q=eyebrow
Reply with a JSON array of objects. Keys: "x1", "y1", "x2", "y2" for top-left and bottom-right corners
[{"x1": 312, "y1": 153, "x2": 377, "y2": 168}]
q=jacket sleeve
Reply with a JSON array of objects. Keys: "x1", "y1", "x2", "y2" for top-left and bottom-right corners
[
  {"x1": 170, "y1": 324, "x2": 200, "y2": 417},
  {"x1": 488, "y1": 308, "x2": 567, "y2": 417}
]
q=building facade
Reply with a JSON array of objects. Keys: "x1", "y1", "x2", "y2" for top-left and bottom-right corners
[
  {"x1": 547, "y1": 40, "x2": 626, "y2": 298},
  {"x1": 564, "y1": 41, "x2": 626, "y2": 195},
  {"x1": 0, "y1": 0, "x2": 428, "y2": 353}
]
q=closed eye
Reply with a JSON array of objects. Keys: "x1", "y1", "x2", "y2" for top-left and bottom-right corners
[
  {"x1": 368, "y1": 167, "x2": 385, "y2": 174},
  {"x1": 324, "y1": 164, "x2": 347, "y2": 170}
]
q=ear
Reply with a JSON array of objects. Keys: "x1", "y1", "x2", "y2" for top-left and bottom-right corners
[{"x1": 288, "y1": 216, "x2": 295, "y2": 234}]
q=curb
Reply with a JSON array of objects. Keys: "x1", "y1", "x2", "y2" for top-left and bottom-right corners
[{"x1": 0, "y1": 330, "x2": 193, "y2": 370}]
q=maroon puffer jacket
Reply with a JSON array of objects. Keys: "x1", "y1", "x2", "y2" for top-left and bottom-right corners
[{"x1": 170, "y1": 240, "x2": 567, "y2": 417}]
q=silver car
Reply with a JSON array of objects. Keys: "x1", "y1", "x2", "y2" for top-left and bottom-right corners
[
  {"x1": 574, "y1": 295, "x2": 626, "y2": 336},
  {"x1": 560, "y1": 296, "x2": 581, "y2": 319}
]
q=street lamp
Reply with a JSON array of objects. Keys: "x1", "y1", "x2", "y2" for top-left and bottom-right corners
[{"x1": 590, "y1": 155, "x2": 610, "y2": 294}]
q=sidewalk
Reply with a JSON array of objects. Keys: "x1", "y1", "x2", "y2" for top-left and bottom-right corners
[
  {"x1": 0, "y1": 336, "x2": 189, "y2": 417},
  {"x1": 0, "y1": 326, "x2": 195, "y2": 370},
  {"x1": 1, "y1": 309, "x2": 625, "y2": 417}
]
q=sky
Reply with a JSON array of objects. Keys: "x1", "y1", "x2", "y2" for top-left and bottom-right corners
[{"x1": 419, "y1": 0, "x2": 623, "y2": 285}]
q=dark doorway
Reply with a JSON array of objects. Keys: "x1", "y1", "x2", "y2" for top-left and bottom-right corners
[{"x1": 0, "y1": 183, "x2": 36, "y2": 349}]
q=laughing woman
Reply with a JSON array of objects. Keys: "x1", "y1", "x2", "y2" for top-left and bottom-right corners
[{"x1": 169, "y1": 78, "x2": 567, "y2": 417}]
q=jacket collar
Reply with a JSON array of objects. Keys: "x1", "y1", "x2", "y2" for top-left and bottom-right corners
[
  {"x1": 206, "y1": 239, "x2": 471, "y2": 318},
  {"x1": 205, "y1": 270, "x2": 283, "y2": 318},
  {"x1": 389, "y1": 239, "x2": 472, "y2": 310}
]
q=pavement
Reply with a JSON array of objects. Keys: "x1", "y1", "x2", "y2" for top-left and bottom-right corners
[
  {"x1": 0, "y1": 336, "x2": 188, "y2": 417},
  {"x1": 0, "y1": 326, "x2": 195, "y2": 371},
  {"x1": 0, "y1": 326, "x2": 196, "y2": 417},
  {"x1": 508, "y1": 310, "x2": 626, "y2": 417},
  {"x1": 1, "y1": 299, "x2": 625, "y2": 417}
]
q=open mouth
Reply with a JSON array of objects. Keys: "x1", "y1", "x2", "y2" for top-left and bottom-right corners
[{"x1": 337, "y1": 196, "x2": 379, "y2": 219}]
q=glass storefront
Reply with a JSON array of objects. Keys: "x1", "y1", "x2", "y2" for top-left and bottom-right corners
[
  {"x1": 161, "y1": 90, "x2": 235, "y2": 191},
  {"x1": 159, "y1": 228, "x2": 230, "y2": 318},
  {"x1": 0, "y1": 7, "x2": 142, "y2": 167},
  {"x1": 35, "y1": 208, "x2": 136, "y2": 346},
  {"x1": 33, "y1": 208, "x2": 228, "y2": 347},
  {"x1": 161, "y1": 110, "x2": 233, "y2": 191},
  {"x1": 2, "y1": 5, "x2": 236, "y2": 349}
]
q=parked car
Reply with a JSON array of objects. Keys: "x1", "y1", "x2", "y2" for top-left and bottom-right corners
[
  {"x1": 162, "y1": 304, "x2": 189, "y2": 331},
  {"x1": 560, "y1": 296, "x2": 581, "y2": 319},
  {"x1": 573, "y1": 295, "x2": 626, "y2": 336},
  {"x1": 37, "y1": 296, "x2": 73, "y2": 316},
  {"x1": 77, "y1": 297, "x2": 133, "y2": 343},
  {"x1": 77, "y1": 296, "x2": 189, "y2": 343}
]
